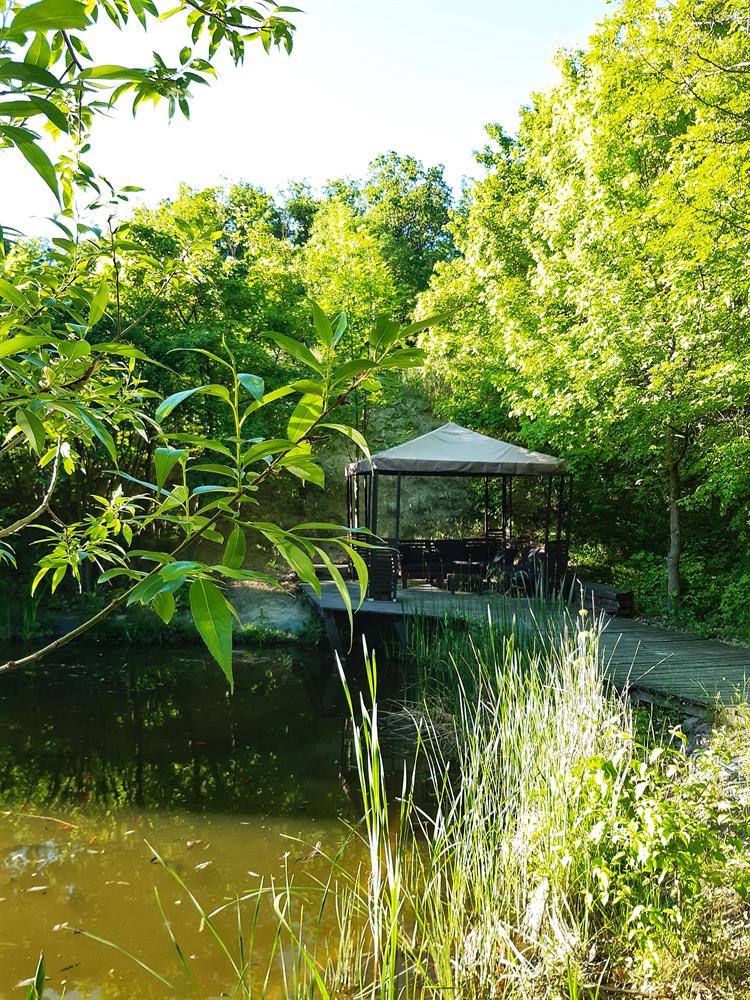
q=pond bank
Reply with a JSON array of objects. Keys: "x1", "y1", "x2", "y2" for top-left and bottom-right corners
[{"x1": 36, "y1": 580, "x2": 321, "y2": 648}]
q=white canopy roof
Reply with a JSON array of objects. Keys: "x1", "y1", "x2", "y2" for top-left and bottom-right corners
[{"x1": 346, "y1": 423, "x2": 565, "y2": 477}]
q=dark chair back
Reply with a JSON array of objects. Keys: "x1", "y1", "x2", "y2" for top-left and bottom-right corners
[{"x1": 366, "y1": 547, "x2": 399, "y2": 602}]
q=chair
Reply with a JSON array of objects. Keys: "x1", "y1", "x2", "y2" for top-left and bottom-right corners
[{"x1": 366, "y1": 547, "x2": 399, "y2": 602}]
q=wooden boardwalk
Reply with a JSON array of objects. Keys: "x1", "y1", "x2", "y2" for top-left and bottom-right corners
[{"x1": 303, "y1": 582, "x2": 750, "y2": 706}]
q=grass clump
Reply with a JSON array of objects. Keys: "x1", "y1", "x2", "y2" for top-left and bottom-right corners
[{"x1": 326, "y1": 610, "x2": 750, "y2": 997}]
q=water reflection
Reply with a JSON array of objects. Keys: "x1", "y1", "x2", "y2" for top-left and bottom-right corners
[
  {"x1": 0, "y1": 645, "x2": 343, "y2": 816},
  {"x1": 0, "y1": 643, "x2": 347, "y2": 998}
]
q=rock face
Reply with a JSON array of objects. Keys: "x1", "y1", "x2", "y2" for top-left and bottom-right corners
[{"x1": 228, "y1": 581, "x2": 320, "y2": 642}]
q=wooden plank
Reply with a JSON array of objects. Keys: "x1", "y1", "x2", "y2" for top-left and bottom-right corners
[{"x1": 303, "y1": 582, "x2": 750, "y2": 705}]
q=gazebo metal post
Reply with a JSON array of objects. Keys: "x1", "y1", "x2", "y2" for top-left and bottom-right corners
[
  {"x1": 394, "y1": 474, "x2": 402, "y2": 544},
  {"x1": 509, "y1": 476, "x2": 513, "y2": 542},
  {"x1": 556, "y1": 474, "x2": 564, "y2": 542},
  {"x1": 501, "y1": 475, "x2": 508, "y2": 545},
  {"x1": 370, "y1": 472, "x2": 380, "y2": 536},
  {"x1": 544, "y1": 474, "x2": 553, "y2": 545},
  {"x1": 483, "y1": 476, "x2": 489, "y2": 542}
]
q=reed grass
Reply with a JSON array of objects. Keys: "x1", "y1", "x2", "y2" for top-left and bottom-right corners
[{"x1": 80, "y1": 602, "x2": 748, "y2": 997}]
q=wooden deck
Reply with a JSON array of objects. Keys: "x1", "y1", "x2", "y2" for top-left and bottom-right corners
[{"x1": 303, "y1": 582, "x2": 750, "y2": 706}]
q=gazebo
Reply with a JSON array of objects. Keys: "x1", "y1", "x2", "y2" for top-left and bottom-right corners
[{"x1": 345, "y1": 423, "x2": 572, "y2": 598}]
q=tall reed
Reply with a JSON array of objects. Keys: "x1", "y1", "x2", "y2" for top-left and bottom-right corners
[{"x1": 92, "y1": 604, "x2": 738, "y2": 997}]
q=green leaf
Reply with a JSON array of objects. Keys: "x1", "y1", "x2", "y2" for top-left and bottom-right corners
[
  {"x1": 156, "y1": 386, "x2": 208, "y2": 421},
  {"x1": 79, "y1": 65, "x2": 147, "y2": 81},
  {"x1": 191, "y1": 484, "x2": 235, "y2": 496},
  {"x1": 316, "y1": 549, "x2": 353, "y2": 637},
  {"x1": 28, "y1": 95, "x2": 69, "y2": 132},
  {"x1": 0, "y1": 99, "x2": 46, "y2": 117},
  {"x1": 263, "y1": 331, "x2": 323, "y2": 373},
  {"x1": 16, "y1": 141, "x2": 59, "y2": 201},
  {"x1": 342, "y1": 543, "x2": 368, "y2": 609},
  {"x1": 12, "y1": 0, "x2": 89, "y2": 32},
  {"x1": 152, "y1": 590, "x2": 176, "y2": 625},
  {"x1": 398, "y1": 313, "x2": 448, "y2": 339},
  {"x1": 167, "y1": 346, "x2": 232, "y2": 370},
  {"x1": 311, "y1": 301, "x2": 333, "y2": 348},
  {"x1": 237, "y1": 372, "x2": 264, "y2": 401},
  {"x1": 332, "y1": 311, "x2": 347, "y2": 345},
  {"x1": 279, "y1": 458, "x2": 325, "y2": 488},
  {"x1": 276, "y1": 539, "x2": 319, "y2": 594},
  {"x1": 241, "y1": 438, "x2": 295, "y2": 467},
  {"x1": 87, "y1": 278, "x2": 109, "y2": 328},
  {"x1": 154, "y1": 446, "x2": 187, "y2": 489},
  {"x1": 330, "y1": 359, "x2": 375, "y2": 384},
  {"x1": 0, "y1": 61, "x2": 60, "y2": 89},
  {"x1": 90, "y1": 343, "x2": 161, "y2": 365},
  {"x1": 378, "y1": 347, "x2": 426, "y2": 369},
  {"x1": 31, "y1": 566, "x2": 50, "y2": 596},
  {"x1": 25, "y1": 952, "x2": 45, "y2": 1000},
  {"x1": 189, "y1": 462, "x2": 235, "y2": 477},
  {"x1": 0, "y1": 279, "x2": 31, "y2": 311},
  {"x1": 319, "y1": 422, "x2": 370, "y2": 461},
  {"x1": 223, "y1": 525, "x2": 246, "y2": 569},
  {"x1": 155, "y1": 384, "x2": 229, "y2": 422},
  {"x1": 15, "y1": 407, "x2": 45, "y2": 455},
  {"x1": 287, "y1": 393, "x2": 323, "y2": 442},
  {"x1": 74, "y1": 406, "x2": 117, "y2": 462},
  {"x1": 189, "y1": 579, "x2": 233, "y2": 687}
]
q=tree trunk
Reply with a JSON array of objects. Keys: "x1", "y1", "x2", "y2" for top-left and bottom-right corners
[{"x1": 666, "y1": 430, "x2": 682, "y2": 614}]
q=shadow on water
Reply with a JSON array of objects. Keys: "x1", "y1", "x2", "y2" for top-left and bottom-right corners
[{"x1": 0, "y1": 642, "x2": 349, "y2": 998}]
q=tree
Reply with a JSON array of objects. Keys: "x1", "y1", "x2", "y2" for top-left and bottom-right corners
[
  {"x1": 279, "y1": 180, "x2": 319, "y2": 245},
  {"x1": 0, "y1": 0, "x2": 439, "y2": 676},
  {"x1": 364, "y1": 152, "x2": 455, "y2": 315},
  {"x1": 419, "y1": 0, "x2": 750, "y2": 613},
  {"x1": 302, "y1": 197, "x2": 402, "y2": 434}
]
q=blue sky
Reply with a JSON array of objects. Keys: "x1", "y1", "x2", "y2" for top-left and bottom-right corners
[{"x1": 2, "y1": 0, "x2": 613, "y2": 234}]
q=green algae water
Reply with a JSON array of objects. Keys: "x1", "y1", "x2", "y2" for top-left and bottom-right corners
[{"x1": 0, "y1": 644, "x2": 347, "y2": 998}]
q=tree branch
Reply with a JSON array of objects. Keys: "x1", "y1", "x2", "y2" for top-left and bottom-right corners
[{"x1": 0, "y1": 437, "x2": 62, "y2": 540}]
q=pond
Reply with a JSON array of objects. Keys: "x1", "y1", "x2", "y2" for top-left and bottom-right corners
[{"x1": 0, "y1": 643, "x2": 349, "y2": 998}]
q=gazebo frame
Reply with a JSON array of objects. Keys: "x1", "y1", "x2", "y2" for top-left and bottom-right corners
[
  {"x1": 344, "y1": 424, "x2": 573, "y2": 595},
  {"x1": 346, "y1": 467, "x2": 573, "y2": 552}
]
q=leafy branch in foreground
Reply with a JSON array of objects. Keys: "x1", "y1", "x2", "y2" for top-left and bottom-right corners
[{"x1": 0, "y1": 307, "x2": 437, "y2": 682}]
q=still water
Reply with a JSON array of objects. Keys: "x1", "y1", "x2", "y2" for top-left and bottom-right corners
[{"x1": 0, "y1": 644, "x2": 349, "y2": 998}]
